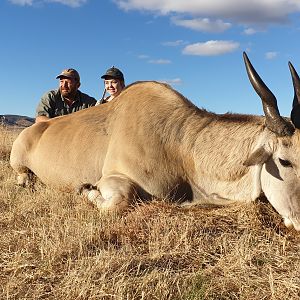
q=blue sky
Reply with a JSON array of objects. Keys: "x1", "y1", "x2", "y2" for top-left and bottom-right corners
[{"x1": 1, "y1": 0, "x2": 300, "y2": 118}]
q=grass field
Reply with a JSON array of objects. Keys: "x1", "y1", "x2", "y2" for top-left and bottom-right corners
[{"x1": 1, "y1": 124, "x2": 300, "y2": 299}]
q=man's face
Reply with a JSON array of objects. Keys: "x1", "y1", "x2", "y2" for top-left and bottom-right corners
[{"x1": 59, "y1": 77, "x2": 80, "y2": 98}]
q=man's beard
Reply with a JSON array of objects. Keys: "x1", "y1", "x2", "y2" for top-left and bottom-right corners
[{"x1": 61, "y1": 89, "x2": 76, "y2": 99}]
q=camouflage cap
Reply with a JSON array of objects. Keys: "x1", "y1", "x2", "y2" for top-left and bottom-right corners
[
  {"x1": 56, "y1": 68, "x2": 80, "y2": 82},
  {"x1": 101, "y1": 66, "x2": 124, "y2": 81}
]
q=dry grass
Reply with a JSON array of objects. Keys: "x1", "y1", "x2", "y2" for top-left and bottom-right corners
[
  {"x1": 0, "y1": 123, "x2": 20, "y2": 161},
  {"x1": 1, "y1": 125, "x2": 300, "y2": 299}
]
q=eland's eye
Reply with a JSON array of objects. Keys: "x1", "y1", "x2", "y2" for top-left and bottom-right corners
[{"x1": 279, "y1": 158, "x2": 292, "y2": 168}]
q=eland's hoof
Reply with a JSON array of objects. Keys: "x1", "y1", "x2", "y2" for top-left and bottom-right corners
[{"x1": 76, "y1": 183, "x2": 96, "y2": 195}]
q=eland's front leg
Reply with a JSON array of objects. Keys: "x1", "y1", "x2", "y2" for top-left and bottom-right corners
[{"x1": 78, "y1": 173, "x2": 137, "y2": 212}]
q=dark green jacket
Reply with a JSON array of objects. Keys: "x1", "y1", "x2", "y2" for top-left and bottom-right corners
[{"x1": 35, "y1": 89, "x2": 96, "y2": 118}]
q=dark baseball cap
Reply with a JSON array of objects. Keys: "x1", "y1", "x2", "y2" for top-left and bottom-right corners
[
  {"x1": 101, "y1": 66, "x2": 124, "y2": 81},
  {"x1": 56, "y1": 68, "x2": 80, "y2": 82}
]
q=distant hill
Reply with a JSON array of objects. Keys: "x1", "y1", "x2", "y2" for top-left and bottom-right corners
[{"x1": 0, "y1": 114, "x2": 34, "y2": 128}]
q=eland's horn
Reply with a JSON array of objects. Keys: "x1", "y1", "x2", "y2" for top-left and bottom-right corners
[
  {"x1": 243, "y1": 51, "x2": 294, "y2": 136},
  {"x1": 289, "y1": 61, "x2": 300, "y2": 129}
]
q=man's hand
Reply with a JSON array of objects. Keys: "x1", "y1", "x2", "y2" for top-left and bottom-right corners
[{"x1": 35, "y1": 116, "x2": 50, "y2": 123}]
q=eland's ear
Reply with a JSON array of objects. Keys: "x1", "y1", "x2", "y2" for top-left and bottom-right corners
[{"x1": 243, "y1": 147, "x2": 271, "y2": 166}]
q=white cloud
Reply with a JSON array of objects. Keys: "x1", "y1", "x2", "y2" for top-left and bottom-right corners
[
  {"x1": 243, "y1": 28, "x2": 257, "y2": 35},
  {"x1": 50, "y1": 0, "x2": 87, "y2": 7},
  {"x1": 265, "y1": 51, "x2": 278, "y2": 59},
  {"x1": 182, "y1": 40, "x2": 240, "y2": 56},
  {"x1": 171, "y1": 17, "x2": 231, "y2": 33},
  {"x1": 138, "y1": 54, "x2": 171, "y2": 64},
  {"x1": 114, "y1": 0, "x2": 300, "y2": 25},
  {"x1": 160, "y1": 78, "x2": 183, "y2": 85},
  {"x1": 9, "y1": 0, "x2": 33, "y2": 5},
  {"x1": 9, "y1": 0, "x2": 87, "y2": 7},
  {"x1": 162, "y1": 40, "x2": 187, "y2": 47},
  {"x1": 138, "y1": 54, "x2": 150, "y2": 59},
  {"x1": 148, "y1": 59, "x2": 172, "y2": 64}
]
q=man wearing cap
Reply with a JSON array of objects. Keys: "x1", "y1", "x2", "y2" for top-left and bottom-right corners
[
  {"x1": 35, "y1": 68, "x2": 96, "y2": 123},
  {"x1": 96, "y1": 66, "x2": 125, "y2": 105}
]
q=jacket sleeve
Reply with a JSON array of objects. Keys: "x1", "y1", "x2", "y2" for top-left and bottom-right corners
[{"x1": 35, "y1": 91, "x2": 56, "y2": 118}]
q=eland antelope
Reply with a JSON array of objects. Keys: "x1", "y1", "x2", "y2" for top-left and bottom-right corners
[{"x1": 10, "y1": 52, "x2": 300, "y2": 230}]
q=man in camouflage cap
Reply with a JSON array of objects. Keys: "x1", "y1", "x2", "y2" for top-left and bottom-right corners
[
  {"x1": 35, "y1": 68, "x2": 96, "y2": 123},
  {"x1": 96, "y1": 66, "x2": 125, "y2": 105}
]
